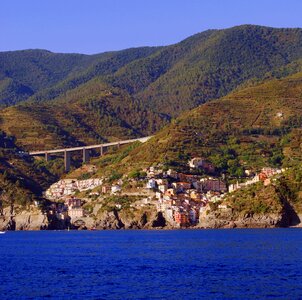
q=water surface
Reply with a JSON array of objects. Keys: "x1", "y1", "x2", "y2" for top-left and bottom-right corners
[{"x1": 0, "y1": 229, "x2": 302, "y2": 299}]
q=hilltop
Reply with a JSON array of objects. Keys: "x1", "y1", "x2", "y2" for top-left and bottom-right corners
[
  {"x1": 1, "y1": 25, "x2": 302, "y2": 153},
  {"x1": 0, "y1": 47, "x2": 159, "y2": 106}
]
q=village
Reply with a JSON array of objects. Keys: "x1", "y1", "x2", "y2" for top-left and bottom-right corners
[{"x1": 44, "y1": 157, "x2": 283, "y2": 228}]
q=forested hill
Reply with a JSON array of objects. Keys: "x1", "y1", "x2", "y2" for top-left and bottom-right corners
[
  {"x1": 135, "y1": 25, "x2": 302, "y2": 117},
  {"x1": 1, "y1": 25, "x2": 302, "y2": 120},
  {"x1": 0, "y1": 47, "x2": 160, "y2": 106},
  {"x1": 97, "y1": 72, "x2": 302, "y2": 177},
  {"x1": 0, "y1": 79, "x2": 169, "y2": 151},
  {"x1": 2, "y1": 24, "x2": 302, "y2": 153}
]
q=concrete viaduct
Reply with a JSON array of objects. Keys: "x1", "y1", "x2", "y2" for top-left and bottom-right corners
[{"x1": 29, "y1": 136, "x2": 152, "y2": 172}]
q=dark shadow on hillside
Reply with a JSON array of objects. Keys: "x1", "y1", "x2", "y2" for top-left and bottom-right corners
[{"x1": 277, "y1": 192, "x2": 301, "y2": 227}]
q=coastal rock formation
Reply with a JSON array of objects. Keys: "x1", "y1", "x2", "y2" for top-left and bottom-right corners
[
  {"x1": 150, "y1": 212, "x2": 167, "y2": 228},
  {"x1": 91, "y1": 208, "x2": 171, "y2": 230},
  {"x1": 96, "y1": 210, "x2": 124, "y2": 229},
  {"x1": 0, "y1": 207, "x2": 48, "y2": 231},
  {"x1": 198, "y1": 207, "x2": 291, "y2": 229},
  {"x1": 15, "y1": 210, "x2": 48, "y2": 230}
]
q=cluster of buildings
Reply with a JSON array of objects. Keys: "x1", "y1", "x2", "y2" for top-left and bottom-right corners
[
  {"x1": 44, "y1": 155, "x2": 284, "y2": 228},
  {"x1": 144, "y1": 162, "x2": 283, "y2": 227},
  {"x1": 48, "y1": 197, "x2": 84, "y2": 220},
  {"x1": 228, "y1": 167, "x2": 283, "y2": 193},
  {"x1": 143, "y1": 159, "x2": 226, "y2": 227},
  {"x1": 45, "y1": 178, "x2": 103, "y2": 200},
  {"x1": 146, "y1": 168, "x2": 227, "y2": 227}
]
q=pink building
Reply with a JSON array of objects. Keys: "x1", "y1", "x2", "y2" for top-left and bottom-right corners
[{"x1": 201, "y1": 179, "x2": 227, "y2": 192}]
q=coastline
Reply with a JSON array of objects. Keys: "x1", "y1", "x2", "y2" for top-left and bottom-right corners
[{"x1": 2, "y1": 196, "x2": 301, "y2": 231}]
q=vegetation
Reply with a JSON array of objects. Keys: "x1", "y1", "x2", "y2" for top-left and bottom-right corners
[
  {"x1": 0, "y1": 47, "x2": 159, "y2": 106},
  {"x1": 98, "y1": 195, "x2": 139, "y2": 213},
  {"x1": 86, "y1": 72, "x2": 302, "y2": 183},
  {"x1": 225, "y1": 183, "x2": 283, "y2": 215},
  {"x1": 0, "y1": 131, "x2": 59, "y2": 208},
  {"x1": 0, "y1": 80, "x2": 169, "y2": 150},
  {"x1": 2, "y1": 25, "x2": 302, "y2": 152},
  {"x1": 2, "y1": 25, "x2": 302, "y2": 211}
]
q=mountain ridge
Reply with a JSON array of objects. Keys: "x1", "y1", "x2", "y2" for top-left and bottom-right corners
[
  {"x1": 2, "y1": 25, "x2": 302, "y2": 206},
  {"x1": 2, "y1": 25, "x2": 302, "y2": 153},
  {"x1": 2, "y1": 25, "x2": 302, "y2": 113}
]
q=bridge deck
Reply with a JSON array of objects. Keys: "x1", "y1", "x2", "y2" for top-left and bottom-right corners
[{"x1": 29, "y1": 136, "x2": 152, "y2": 156}]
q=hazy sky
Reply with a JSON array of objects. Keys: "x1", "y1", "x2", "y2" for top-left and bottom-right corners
[{"x1": 1, "y1": 0, "x2": 302, "y2": 54}]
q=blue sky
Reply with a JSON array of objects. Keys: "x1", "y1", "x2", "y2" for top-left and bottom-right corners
[{"x1": 1, "y1": 0, "x2": 302, "y2": 54}]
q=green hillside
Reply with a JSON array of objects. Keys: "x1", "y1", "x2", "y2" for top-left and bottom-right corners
[
  {"x1": 27, "y1": 47, "x2": 160, "y2": 104},
  {"x1": 0, "y1": 131, "x2": 59, "y2": 208},
  {"x1": 1, "y1": 25, "x2": 302, "y2": 154},
  {"x1": 94, "y1": 25, "x2": 302, "y2": 118},
  {"x1": 91, "y1": 72, "x2": 302, "y2": 177},
  {"x1": 0, "y1": 47, "x2": 160, "y2": 106},
  {"x1": 135, "y1": 25, "x2": 302, "y2": 117},
  {"x1": 2, "y1": 25, "x2": 302, "y2": 120},
  {"x1": 0, "y1": 79, "x2": 168, "y2": 151}
]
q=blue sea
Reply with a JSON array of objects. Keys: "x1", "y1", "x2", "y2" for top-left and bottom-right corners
[{"x1": 0, "y1": 229, "x2": 302, "y2": 299}]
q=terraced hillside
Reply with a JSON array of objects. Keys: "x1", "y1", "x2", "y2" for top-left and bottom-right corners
[
  {"x1": 91, "y1": 72, "x2": 302, "y2": 177},
  {"x1": 0, "y1": 79, "x2": 168, "y2": 151}
]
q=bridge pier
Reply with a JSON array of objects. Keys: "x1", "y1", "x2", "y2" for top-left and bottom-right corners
[
  {"x1": 64, "y1": 151, "x2": 71, "y2": 172},
  {"x1": 45, "y1": 152, "x2": 51, "y2": 162},
  {"x1": 83, "y1": 148, "x2": 90, "y2": 163},
  {"x1": 100, "y1": 146, "x2": 103, "y2": 156}
]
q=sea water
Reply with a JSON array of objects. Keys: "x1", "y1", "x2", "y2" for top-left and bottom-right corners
[{"x1": 0, "y1": 229, "x2": 302, "y2": 299}]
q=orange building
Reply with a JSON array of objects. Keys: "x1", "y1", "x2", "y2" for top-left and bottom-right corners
[{"x1": 174, "y1": 211, "x2": 189, "y2": 226}]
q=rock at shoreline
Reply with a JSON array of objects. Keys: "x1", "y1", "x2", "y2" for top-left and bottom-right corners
[
  {"x1": 96, "y1": 210, "x2": 124, "y2": 229},
  {"x1": 0, "y1": 207, "x2": 48, "y2": 231},
  {"x1": 198, "y1": 207, "x2": 292, "y2": 229}
]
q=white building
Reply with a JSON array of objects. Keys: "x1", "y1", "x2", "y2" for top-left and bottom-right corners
[
  {"x1": 146, "y1": 179, "x2": 157, "y2": 189},
  {"x1": 158, "y1": 184, "x2": 168, "y2": 193},
  {"x1": 69, "y1": 207, "x2": 83, "y2": 218},
  {"x1": 164, "y1": 208, "x2": 174, "y2": 223}
]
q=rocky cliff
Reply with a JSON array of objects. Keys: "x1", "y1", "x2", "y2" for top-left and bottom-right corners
[
  {"x1": 3, "y1": 184, "x2": 302, "y2": 231},
  {"x1": 198, "y1": 209, "x2": 283, "y2": 228},
  {"x1": 198, "y1": 205, "x2": 299, "y2": 229},
  {"x1": 72, "y1": 209, "x2": 170, "y2": 230},
  {"x1": 195, "y1": 180, "x2": 302, "y2": 229},
  {"x1": 0, "y1": 206, "x2": 49, "y2": 231}
]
